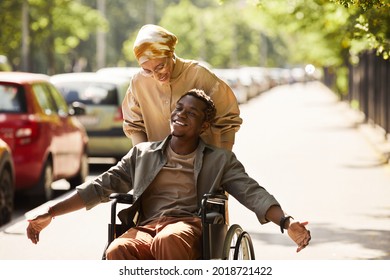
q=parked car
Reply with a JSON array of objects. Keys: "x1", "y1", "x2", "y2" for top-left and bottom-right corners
[
  {"x1": 0, "y1": 138, "x2": 14, "y2": 226},
  {"x1": 0, "y1": 72, "x2": 89, "y2": 202},
  {"x1": 241, "y1": 67, "x2": 271, "y2": 94},
  {"x1": 237, "y1": 68, "x2": 259, "y2": 100},
  {"x1": 268, "y1": 67, "x2": 284, "y2": 88},
  {"x1": 213, "y1": 68, "x2": 248, "y2": 104},
  {"x1": 51, "y1": 72, "x2": 132, "y2": 160}
]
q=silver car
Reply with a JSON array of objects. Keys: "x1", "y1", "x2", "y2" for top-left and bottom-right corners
[
  {"x1": 213, "y1": 68, "x2": 248, "y2": 104},
  {"x1": 51, "y1": 72, "x2": 132, "y2": 161}
]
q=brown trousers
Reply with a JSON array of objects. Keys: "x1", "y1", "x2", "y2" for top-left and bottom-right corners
[{"x1": 105, "y1": 216, "x2": 202, "y2": 260}]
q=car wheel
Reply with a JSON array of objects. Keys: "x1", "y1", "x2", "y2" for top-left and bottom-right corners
[
  {"x1": 37, "y1": 162, "x2": 54, "y2": 202},
  {"x1": 68, "y1": 152, "x2": 88, "y2": 188},
  {"x1": 0, "y1": 167, "x2": 14, "y2": 226}
]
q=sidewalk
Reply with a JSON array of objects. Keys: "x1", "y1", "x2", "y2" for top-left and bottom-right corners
[
  {"x1": 230, "y1": 81, "x2": 390, "y2": 260},
  {"x1": 1, "y1": 81, "x2": 389, "y2": 260}
]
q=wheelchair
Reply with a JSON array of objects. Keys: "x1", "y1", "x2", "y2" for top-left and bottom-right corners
[{"x1": 102, "y1": 192, "x2": 255, "y2": 260}]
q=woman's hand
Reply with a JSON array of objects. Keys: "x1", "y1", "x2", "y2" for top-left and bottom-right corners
[
  {"x1": 26, "y1": 213, "x2": 52, "y2": 244},
  {"x1": 287, "y1": 221, "x2": 311, "y2": 252}
]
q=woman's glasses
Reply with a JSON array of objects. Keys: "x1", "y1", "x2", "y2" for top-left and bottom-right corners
[{"x1": 140, "y1": 58, "x2": 169, "y2": 77}]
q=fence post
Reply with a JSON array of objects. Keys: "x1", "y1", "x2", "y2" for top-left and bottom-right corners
[{"x1": 385, "y1": 58, "x2": 390, "y2": 138}]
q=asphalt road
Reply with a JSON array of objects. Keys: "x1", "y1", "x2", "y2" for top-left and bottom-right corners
[{"x1": 1, "y1": 81, "x2": 389, "y2": 260}]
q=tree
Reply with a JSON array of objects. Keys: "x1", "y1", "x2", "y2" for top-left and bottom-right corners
[
  {"x1": 257, "y1": 0, "x2": 390, "y2": 60},
  {"x1": 334, "y1": 0, "x2": 390, "y2": 59},
  {"x1": 0, "y1": 0, "x2": 107, "y2": 74},
  {"x1": 126, "y1": 0, "x2": 287, "y2": 68},
  {"x1": 2, "y1": 0, "x2": 388, "y2": 74},
  {"x1": 0, "y1": 0, "x2": 25, "y2": 69}
]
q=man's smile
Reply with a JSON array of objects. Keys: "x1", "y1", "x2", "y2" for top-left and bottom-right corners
[{"x1": 173, "y1": 119, "x2": 187, "y2": 126}]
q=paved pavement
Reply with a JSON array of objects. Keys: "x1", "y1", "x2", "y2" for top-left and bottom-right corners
[
  {"x1": 230, "y1": 81, "x2": 390, "y2": 260},
  {"x1": 1, "y1": 81, "x2": 389, "y2": 260}
]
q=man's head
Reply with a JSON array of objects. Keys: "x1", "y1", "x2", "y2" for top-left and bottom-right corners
[
  {"x1": 133, "y1": 25, "x2": 177, "y2": 83},
  {"x1": 170, "y1": 89, "x2": 216, "y2": 139},
  {"x1": 180, "y1": 89, "x2": 216, "y2": 124}
]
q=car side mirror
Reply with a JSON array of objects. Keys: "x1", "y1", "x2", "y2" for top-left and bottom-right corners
[{"x1": 69, "y1": 101, "x2": 86, "y2": 116}]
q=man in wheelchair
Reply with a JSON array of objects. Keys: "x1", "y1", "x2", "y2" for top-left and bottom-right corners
[{"x1": 27, "y1": 88, "x2": 311, "y2": 259}]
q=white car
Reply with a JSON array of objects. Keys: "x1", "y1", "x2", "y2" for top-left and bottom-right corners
[
  {"x1": 213, "y1": 68, "x2": 248, "y2": 104},
  {"x1": 51, "y1": 72, "x2": 132, "y2": 161}
]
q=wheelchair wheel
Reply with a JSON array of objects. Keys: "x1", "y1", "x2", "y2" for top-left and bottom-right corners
[{"x1": 221, "y1": 224, "x2": 255, "y2": 260}]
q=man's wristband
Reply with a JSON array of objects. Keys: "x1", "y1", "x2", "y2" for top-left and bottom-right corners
[{"x1": 279, "y1": 215, "x2": 293, "y2": 233}]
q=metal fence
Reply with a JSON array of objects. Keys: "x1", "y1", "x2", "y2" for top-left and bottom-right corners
[{"x1": 348, "y1": 51, "x2": 390, "y2": 137}]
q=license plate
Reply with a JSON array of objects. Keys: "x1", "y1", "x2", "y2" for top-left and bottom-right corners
[{"x1": 77, "y1": 115, "x2": 99, "y2": 126}]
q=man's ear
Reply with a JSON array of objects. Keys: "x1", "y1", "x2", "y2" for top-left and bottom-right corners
[{"x1": 200, "y1": 121, "x2": 210, "y2": 134}]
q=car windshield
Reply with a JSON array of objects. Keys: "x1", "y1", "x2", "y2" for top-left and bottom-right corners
[
  {"x1": 55, "y1": 82, "x2": 119, "y2": 106},
  {"x1": 0, "y1": 84, "x2": 27, "y2": 113}
]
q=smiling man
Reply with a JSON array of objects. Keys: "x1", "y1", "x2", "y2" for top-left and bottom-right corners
[{"x1": 27, "y1": 89, "x2": 311, "y2": 260}]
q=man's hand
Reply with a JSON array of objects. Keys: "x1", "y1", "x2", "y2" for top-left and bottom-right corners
[
  {"x1": 287, "y1": 221, "x2": 311, "y2": 252},
  {"x1": 26, "y1": 213, "x2": 52, "y2": 244}
]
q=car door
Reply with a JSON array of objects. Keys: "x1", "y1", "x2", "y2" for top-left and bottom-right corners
[
  {"x1": 47, "y1": 83, "x2": 83, "y2": 176},
  {"x1": 31, "y1": 83, "x2": 66, "y2": 177}
]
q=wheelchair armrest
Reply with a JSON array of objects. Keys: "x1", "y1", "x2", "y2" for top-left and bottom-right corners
[
  {"x1": 200, "y1": 193, "x2": 228, "y2": 225},
  {"x1": 202, "y1": 193, "x2": 228, "y2": 206},
  {"x1": 109, "y1": 193, "x2": 134, "y2": 204}
]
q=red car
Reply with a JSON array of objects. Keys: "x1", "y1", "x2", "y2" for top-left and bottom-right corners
[
  {"x1": 0, "y1": 138, "x2": 14, "y2": 226},
  {"x1": 0, "y1": 72, "x2": 89, "y2": 202}
]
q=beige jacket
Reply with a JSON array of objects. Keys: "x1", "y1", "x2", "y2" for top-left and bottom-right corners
[{"x1": 122, "y1": 56, "x2": 242, "y2": 149}]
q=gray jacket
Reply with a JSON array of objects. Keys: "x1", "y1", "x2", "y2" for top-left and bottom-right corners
[{"x1": 77, "y1": 136, "x2": 280, "y2": 225}]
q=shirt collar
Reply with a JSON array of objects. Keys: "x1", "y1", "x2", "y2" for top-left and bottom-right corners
[{"x1": 158, "y1": 134, "x2": 214, "y2": 154}]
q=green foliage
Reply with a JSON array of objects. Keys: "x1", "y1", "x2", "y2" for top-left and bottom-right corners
[
  {"x1": 160, "y1": 0, "x2": 203, "y2": 61},
  {"x1": 0, "y1": 0, "x2": 107, "y2": 73},
  {"x1": 0, "y1": 0, "x2": 24, "y2": 67},
  {"x1": 332, "y1": 0, "x2": 386, "y2": 10},
  {"x1": 158, "y1": 0, "x2": 248, "y2": 67},
  {"x1": 253, "y1": 0, "x2": 350, "y2": 67},
  {"x1": 335, "y1": 65, "x2": 349, "y2": 96},
  {"x1": 331, "y1": 0, "x2": 390, "y2": 59},
  {"x1": 146, "y1": 0, "x2": 293, "y2": 67},
  {"x1": 1, "y1": 0, "x2": 389, "y2": 73},
  {"x1": 351, "y1": 9, "x2": 390, "y2": 59}
]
